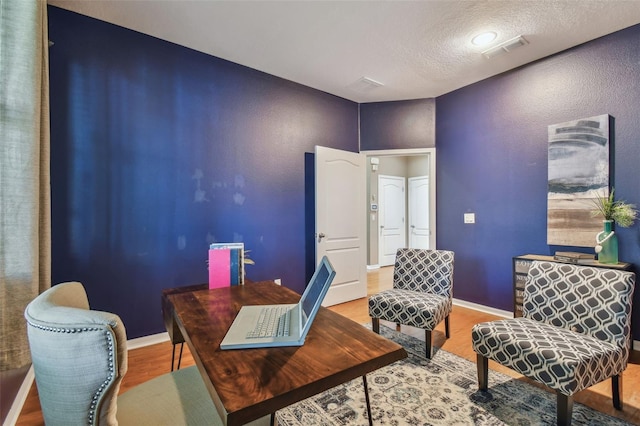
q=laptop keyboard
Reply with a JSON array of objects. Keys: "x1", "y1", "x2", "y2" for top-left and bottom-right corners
[{"x1": 246, "y1": 306, "x2": 291, "y2": 338}]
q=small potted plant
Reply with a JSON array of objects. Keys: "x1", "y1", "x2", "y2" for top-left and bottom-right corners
[
  {"x1": 591, "y1": 188, "x2": 638, "y2": 264},
  {"x1": 592, "y1": 189, "x2": 638, "y2": 227},
  {"x1": 242, "y1": 250, "x2": 255, "y2": 266}
]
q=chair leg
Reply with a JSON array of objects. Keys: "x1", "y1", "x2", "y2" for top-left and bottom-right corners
[
  {"x1": 425, "y1": 330, "x2": 432, "y2": 359},
  {"x1": 556, "y1": 392, "x2": 573, "y2": 426},
  {"x1": 612, "y1": 374, "x2": 623, "y2": 410},
  {"x1": 396, "y1": 322, "x2": 401, "y2": 331},
  {"x1": 476, "y1": 354, "x2": 488, "y2": 390},
  {"x1": 444, "y1": 315, "x2": 450, "y2": 339},
  {"x1": 372, "y1": 317, "x2": 380, "y2": 334}
]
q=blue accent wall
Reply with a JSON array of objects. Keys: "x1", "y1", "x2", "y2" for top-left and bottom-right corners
[
  {"x1": 436, "y1": 24, "x2": 640, "y2": 337},
  {"x1": 48, "y1": 7, "x2": 358, "y2": 338},
  {"x1": 360, "y1": 99, "x2": 436, "y2": 150},
  {"x1": 49, "y1": 5, "x2": 640, "y2": 341}
]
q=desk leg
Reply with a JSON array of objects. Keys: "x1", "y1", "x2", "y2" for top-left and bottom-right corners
[
  {"x1": 176, "y1": 343, "x2": 184, "y2": 370},
  {"x1": 171, "y1": 343, "x2": 184, "y2": 371},
  {"x1": 270, "y1": 413, "x2": 275, "y2": 426},
  {"x1": 363, "y1": 375, "x2": 373, "y2": 426},
  {"x1": 171, "y1": 344, "x2": 177, "y2": 371}
]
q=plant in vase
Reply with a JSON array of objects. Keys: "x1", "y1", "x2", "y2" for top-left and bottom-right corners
[
  {"x1": 591, "y1": 189, "x2": 638, "y2": 264},
  {"x1": 242, "y1": 250, "x2": 255, "y2": 282},
  {"x1": 242, "y1": 250, "x2": 255, "y2": 267}
]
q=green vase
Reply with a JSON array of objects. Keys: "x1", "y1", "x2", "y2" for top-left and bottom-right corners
[{"x1": 596, "y1": 220, "x2": 618, "y2": 264}]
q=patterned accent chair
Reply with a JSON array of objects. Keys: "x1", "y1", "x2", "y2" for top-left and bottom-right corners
[
  {"x1": 24, "y1": 281, "x2": 225, "y2": 426},
  {"x1": 368, "y1": 248, "x2": 455, "y2": 359},
  {"x1": 472, "y1": 261, "x2": 636, "y2": 426}
]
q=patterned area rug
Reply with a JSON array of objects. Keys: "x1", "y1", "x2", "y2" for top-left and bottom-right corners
[{"x1": 276, "y1": 325, "x2": 631, "y2": 426}]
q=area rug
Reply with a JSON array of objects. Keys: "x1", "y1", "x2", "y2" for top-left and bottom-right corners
[{"x1": 276, "y1": 325, "x2": 631, "y2": 426}]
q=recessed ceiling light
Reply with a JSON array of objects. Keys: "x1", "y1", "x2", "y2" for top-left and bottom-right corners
[{"x1": 471, "y1": 31, "x2": 497, "y2": 46}]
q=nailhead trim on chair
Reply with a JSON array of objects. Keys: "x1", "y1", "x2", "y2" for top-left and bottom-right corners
[{"x1": 26, "y1": 321, "x2": 118, "y2": 426}]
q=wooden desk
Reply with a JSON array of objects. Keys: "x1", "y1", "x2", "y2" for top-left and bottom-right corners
[
  {"x1": 161, "y1": 283, "x2": 208, "y2": 370},
  {"x1": 164, "y1": 281, "x2": 407, "y2": 425}
]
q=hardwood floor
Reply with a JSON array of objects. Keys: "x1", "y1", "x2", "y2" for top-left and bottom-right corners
[{"x1": 17, "y1": 267, "x2": 640, "y2": 425}]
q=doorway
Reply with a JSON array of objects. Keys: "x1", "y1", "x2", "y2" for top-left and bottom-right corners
[
  {"x1": 312, "y1": 146, "x2": 436, "y2": 305},
  {"x1": 362, "y1": 148, "x2": 436, "y2": 268}
]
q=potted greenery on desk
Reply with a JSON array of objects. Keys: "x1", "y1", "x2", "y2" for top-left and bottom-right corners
[{"x1": 591, "y1": 189, "x2": 638, "y2": 264}]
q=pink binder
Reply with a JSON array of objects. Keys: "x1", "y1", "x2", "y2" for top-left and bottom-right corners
[{"x1": 209, "y1": 248, "x2": 231, "y2": 289}]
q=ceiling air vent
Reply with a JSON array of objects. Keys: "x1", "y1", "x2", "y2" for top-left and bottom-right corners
[
  {"x1": 348, "y1": 76, "x2": 384, "y2": 92},
  {"x1": 482, "y1": 35, "x2": 528, "y2": 59}
]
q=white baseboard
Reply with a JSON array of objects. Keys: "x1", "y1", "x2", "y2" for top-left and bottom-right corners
[
  {"x1": 126, "y1": 331, "x2": 170, "y2": 350},
  {"x1": 367, "y1": 264, "x2": 380, "y2": 270},
  {"x1": 452, "y1": 298, "x2": 513, "y2": 319}
]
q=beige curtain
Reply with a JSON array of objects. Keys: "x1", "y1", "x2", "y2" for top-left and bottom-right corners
[{"x1": 0, "y1": 0, "x2": 51, "y2": 371}]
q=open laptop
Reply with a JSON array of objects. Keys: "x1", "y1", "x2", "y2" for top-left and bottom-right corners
[{"x1": 220, "y1": 256, "x2": 336, "y2": 350}]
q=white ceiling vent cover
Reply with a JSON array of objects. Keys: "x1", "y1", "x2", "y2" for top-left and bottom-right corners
[
  {"x1": 482, "y1": 35, "x2": 529, "y2": 59},
  {"x1": 349, "y1": 77, "x2": 384, "y2": 92}
]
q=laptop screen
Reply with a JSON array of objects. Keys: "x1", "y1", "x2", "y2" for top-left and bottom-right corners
[{"x1": 300, "y1": 257, "x2": 335, "y2": 330}]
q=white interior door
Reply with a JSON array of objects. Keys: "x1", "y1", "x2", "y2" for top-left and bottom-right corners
[
  {"x1": 315, "y1": 146, "x2": 367, "y2": 306},
  {"x1": 378, "y1": 175, "x2": 406, "y2": 267},
  {"x1": 409, "y1": 176, "x2": 430, "y2": 249}
]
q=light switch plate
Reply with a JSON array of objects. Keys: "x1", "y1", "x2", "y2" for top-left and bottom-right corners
[{"x1": 464, "y1": 213, "x2": 475, "y2": 224}]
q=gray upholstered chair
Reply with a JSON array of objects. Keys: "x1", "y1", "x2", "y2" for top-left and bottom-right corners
[
  {"x1": 472, "y1": 261, "x2": 636, "y2": 426},
  {"x1": 368, "y1": 248, "x2": 455, "y2": 359},
  {"x1": 24, "y1": 281, "x2": 222, "y2": 426}
]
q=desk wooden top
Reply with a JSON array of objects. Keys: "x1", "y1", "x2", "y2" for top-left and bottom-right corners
[{"x1": 166, "y1": 281, "x2": 407, "y2": 425}]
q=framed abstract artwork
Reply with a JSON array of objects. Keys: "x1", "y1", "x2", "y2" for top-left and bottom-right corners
[{"x1": 547, "y1": 114, "x2": 611, "y2": 247}]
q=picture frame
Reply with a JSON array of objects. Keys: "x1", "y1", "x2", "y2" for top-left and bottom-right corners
[{"x1": 547, "y1": 114, "x2": 611, "y2": 247}]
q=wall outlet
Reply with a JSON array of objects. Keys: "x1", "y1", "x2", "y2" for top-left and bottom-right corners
[
  {"x1": 274, "y1": 278, "x2": 281, "y2": 286},
  {"x1": 464, "y1": 213, "x2": 475, "y2": 224}
]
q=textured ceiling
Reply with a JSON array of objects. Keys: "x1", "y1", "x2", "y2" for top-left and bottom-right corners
[{"x1": 47, "y1": 0, "x2": 640, "y2": 103}]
